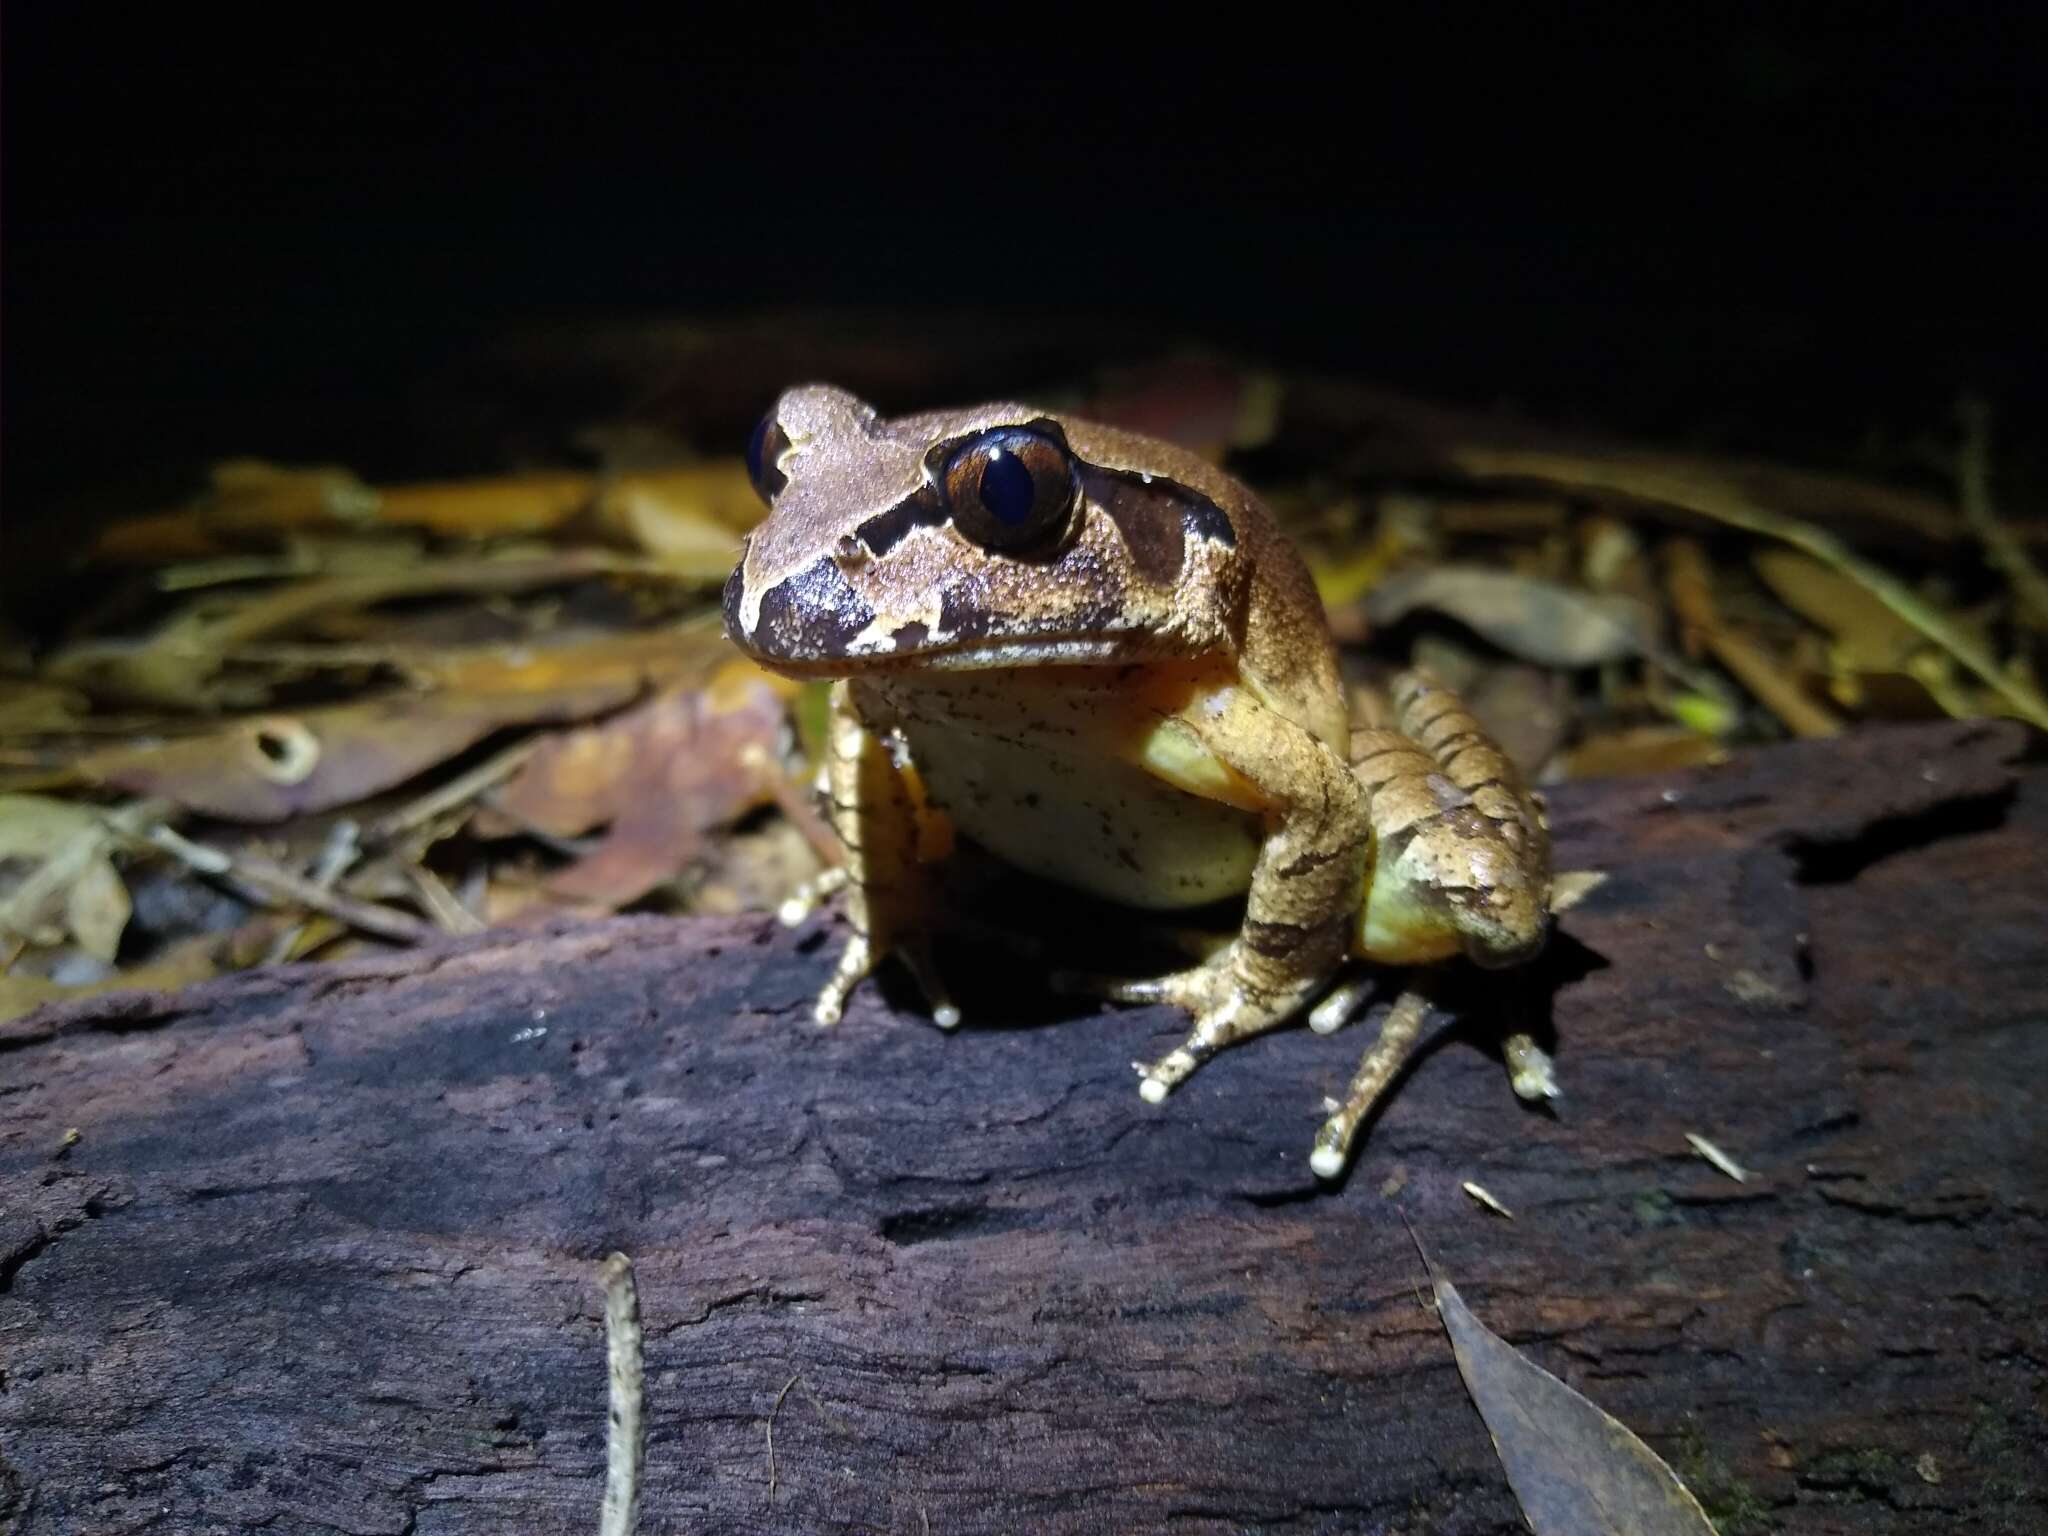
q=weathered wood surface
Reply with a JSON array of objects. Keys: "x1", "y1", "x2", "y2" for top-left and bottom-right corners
[{"x1": 2, "y1": 720, "x2": 2043, "y2": 1535}]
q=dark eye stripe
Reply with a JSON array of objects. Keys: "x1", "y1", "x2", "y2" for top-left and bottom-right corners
[{"x1": 853, "y1": 487, "x2": 947, "y2": 556}]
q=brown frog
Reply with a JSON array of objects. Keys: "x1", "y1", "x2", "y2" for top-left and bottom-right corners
[{"x1": 723, "y1": 384, "x2": 1554, "y2": 1175}]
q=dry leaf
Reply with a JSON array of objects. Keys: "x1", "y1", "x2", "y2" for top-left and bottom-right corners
[
  {"x1": 0, "y1": 795, "x2": 132, "y2": 961},
  {"x1": 1452, "y1": 446, "x2": 2048, "y2": 731},
  {"x1": 486, "y1": 666, "x2": 790, "y2": 906},
  {"x1": 1363, "y1": 567, "x2": 1661, "y2": 668},
  {"x1": 1425, "y1": 1255, "x2": 1717, "y2": 1535},
  {"x1": 1560, "y1": 727, "x2": 1729, "y2": 779},
  {"x1": 1665, "y1": 540, "x2": 1843, "y2": 739},
  {"x1": 0, "y1": 679, "x2": 91, "y2": 735},
  {"x1": 592, "y1": 461, "x2": 760, "y2": 571},
  {"x1": 0, "y1": 915, "x2": 292, "y2": 1028},
  {"x1": 75, "y1": 672, "x2": 645, "y2": 824},
  {"x1": 1752, "y1": 550, "x2": 1923, "y2": 672},
  {"x1": 370, "y1": 473, "x2": 597, "y2": 537},
  {"x1": 1461, "y1": 1181, "x2": 1514, "y2": 1219},
  {"x1": 46, "y1": 549, "x2": 655, "y2": 709},
  {"x1": 91, "y1": 460, "x2": 379, "y2": 564},
  {"x1": 1685, "y1": 1132, "x2": 1752, "y2": 1183}
]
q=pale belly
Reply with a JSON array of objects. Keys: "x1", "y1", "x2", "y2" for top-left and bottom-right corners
[{"x1": 899, "y1": 714, "x2": 1264, "y2": 910}]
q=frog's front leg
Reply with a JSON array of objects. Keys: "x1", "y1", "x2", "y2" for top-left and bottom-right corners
[
  {"x1": 797, "y1": 681, "x2": 958, "y2": 1029},
  {"x1": 1115, "y1": 692, "x2": 1371, "y2": 1101}
]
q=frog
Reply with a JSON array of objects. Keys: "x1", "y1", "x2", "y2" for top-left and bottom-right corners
[{"x1": 722, "y1": 383, "x2": 1554, "y2": 1176}]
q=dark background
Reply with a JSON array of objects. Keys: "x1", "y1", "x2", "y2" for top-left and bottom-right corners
[{"x1": 6, "y1": 10, "x2": 2045, "y2": 538}]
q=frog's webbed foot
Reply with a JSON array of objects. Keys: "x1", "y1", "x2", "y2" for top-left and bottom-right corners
[{"x1": 1063, "y1": 941, "x2": 1336, "y2": 1103}]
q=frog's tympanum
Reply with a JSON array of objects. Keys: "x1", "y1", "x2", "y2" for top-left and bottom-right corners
[{"x1": 724, "y1": 385, "x2": 1554, "y2": 1176}]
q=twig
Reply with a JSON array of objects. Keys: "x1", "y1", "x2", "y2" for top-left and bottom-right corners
[
  {"x1": 1665, "y1": 539, "x2": 1843, "y2": 738},
  {"x1": 404, "y1": 862, "x2": 486, "y2": 935},
  {"x1": 765, "y1": 1372, "x2": 802, "y2": 1504},
  {"x1": 598, "y1": 1253, "x2": 645, "y2": 1536},
  {"x1": 1957, "y1": 396, "x2": 2048, "y2": 633},
  {"x1": 741, "y1": 744, "x2": 840, "y2": 867},
  {"x1": 262, "y1": 819, "x2": 362, "y2": 963},
  {"x1": 139, "y1": 824, "x2": 437, "y2": 945},
  {"x1": 369, "y1": 737, "x2": 538, "y2": 842}
]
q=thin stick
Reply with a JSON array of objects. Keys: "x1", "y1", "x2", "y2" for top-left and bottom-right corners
[
  {"x1": 766, "y1": 1371, "x2": 802, "y2": 1503},
  {"x1": 369, "y1": 737, "x2": 538, "y2": 842},
  {"x1": 263, "y1": 818, "x2": 361, "y2": 963},
  {"x1": 598, "y1": 1253, "x2": 645, "y2": 1536},
  {"x1": 741, "y1": 743, "x2": 841, "y2": 867},
  {"x1": 140, "y1": 824, "x2": 437, "y2": 945},
  {"x1": 1957, "y1": 396, "x2": 2048, "y2": 633},
  {"x1": 1665, "y1": 539, "x2": 1843, "y2": 738},
  {"x1": 405, "y1": 862, "x2": 485, "y2": 935}
]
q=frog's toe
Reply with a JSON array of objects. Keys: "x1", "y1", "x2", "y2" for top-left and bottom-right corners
[
  {"x1": 779, "y1": 865, "x2": 850, "y2": 927},
  {"x1": 1135, "y1": 1038, "x2": 1221, "y2": 1101},
  {"x1": 1307, "y1": 975, "x2": 1376, "y2": 1035},
  {"x1": 898, "y1": 939, "x2": 961, "y2": 1030},
  {"x1": 812, "y1": 932, "x2": 875, "y2": 1026},
  {"x1": 813, "y1": 932, "x2": 962, "y2": 1030},
  {"x1": 1310, "y1": 989, "x2": 1431, "y2": 1179},
  {"x1": 1057, "y1": 969, "x2": 1176, "y2": 1005}
]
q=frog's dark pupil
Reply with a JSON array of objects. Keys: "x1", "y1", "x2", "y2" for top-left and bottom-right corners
[
  {"x1": 978, "y1": 448, "x2": 1038, "y2": 526},
  {"x1": 746, "y1": 415, "x2": 772, "y2": 487}
]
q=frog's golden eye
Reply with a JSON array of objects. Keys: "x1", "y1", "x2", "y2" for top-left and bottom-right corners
[
  {"x1": 746, "y1": 412, "x2": 790, "y2": 505},
  {"x1": 941, "y1": 428, "x2": 1077, "y2": 551}
]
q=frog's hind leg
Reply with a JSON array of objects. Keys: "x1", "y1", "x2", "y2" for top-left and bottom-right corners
[{"x1": 1309, "y1": 987, "x2": 1432, "y2": 1178}]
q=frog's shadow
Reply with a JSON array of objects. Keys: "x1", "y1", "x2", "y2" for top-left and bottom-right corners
[{"x1": 870, "y1": 864, "x2": 1613, "y2": 1072}]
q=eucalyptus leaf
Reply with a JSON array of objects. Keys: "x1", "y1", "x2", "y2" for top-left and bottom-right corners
[{"x1": 1426, "y1": 1257, "x2": 1717, "y2": 1535}]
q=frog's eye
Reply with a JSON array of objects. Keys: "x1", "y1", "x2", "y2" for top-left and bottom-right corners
[
  {"x1": 941, "y1": 428, "x2": 1077, "y2": 551},
  {"x1": 746, "y1": 412, "x2": 790, "y2": 504}
]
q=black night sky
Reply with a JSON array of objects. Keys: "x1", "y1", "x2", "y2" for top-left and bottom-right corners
[{"x1": 6, "y1": 10, "x2": 2045, "y2": 538}]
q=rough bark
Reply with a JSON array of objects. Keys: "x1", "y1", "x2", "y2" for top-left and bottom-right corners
[{"x1": 2, "y1": 720, "x2": 2043, "y2": 1535}]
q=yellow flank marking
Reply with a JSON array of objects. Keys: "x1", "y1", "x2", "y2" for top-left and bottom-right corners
[
  {"x1": 1135, "y1": 717, "x2": 1272, "y2": 811},
  {"x1": 1357, "y1": 876, "x2": 1460, "y2": 963}
]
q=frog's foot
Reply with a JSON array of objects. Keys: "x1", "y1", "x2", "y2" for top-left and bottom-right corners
[
  {"x1": 811, "y1": 929, "x2": 960, "y2": 1031},
  {"x1": 1310, "y1": 988, "x2": 1432, "y2": 1179},
  {"x1": 1061, "y1": 945, "x2": 1321, "y2": 1103}
]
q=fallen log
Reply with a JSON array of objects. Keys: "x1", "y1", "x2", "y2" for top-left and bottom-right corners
[{"x1": 2, "y1": 720, "x2": 2042, "y2": 1534}]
